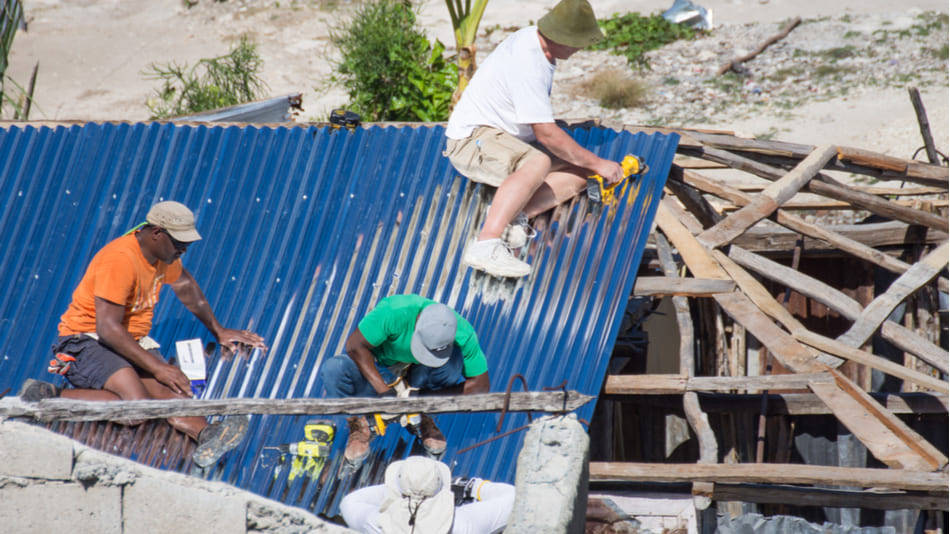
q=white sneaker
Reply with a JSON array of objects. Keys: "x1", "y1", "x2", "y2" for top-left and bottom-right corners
[
  {"x1": 501, "y1": 212, "x2": 537, "y2": 249},
  {"x1": 463, "y1": 238, "x2": 531, "y2": 278}
]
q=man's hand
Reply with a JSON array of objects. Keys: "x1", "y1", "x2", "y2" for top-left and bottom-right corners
[
  {"x1": 215, "y1": 328, "x2": 267, "y2": 359},
  {"x1": 591, "y1": 158, "x2": 624, "y2": 185},
  {"x1": 152, "y1": 362, "x2": 194, "y2": 397}
]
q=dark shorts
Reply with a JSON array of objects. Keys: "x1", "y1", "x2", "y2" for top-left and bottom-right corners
[{"x1": 52, "y1": 335, "x2": 139, "y2": 390}]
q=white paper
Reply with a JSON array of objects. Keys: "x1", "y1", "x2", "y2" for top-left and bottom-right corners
[{"x1": 175, "y1": 338, "x2": 206, "y2": 381}]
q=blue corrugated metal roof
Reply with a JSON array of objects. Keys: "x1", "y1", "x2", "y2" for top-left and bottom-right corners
[{"x1": 0, "y1": 121, "x2": 677, "y2": 516}]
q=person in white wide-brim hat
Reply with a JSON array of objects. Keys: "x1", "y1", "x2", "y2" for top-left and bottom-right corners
[{"x1": 340, "y1": 456, "x2": 515, "y2": 534}]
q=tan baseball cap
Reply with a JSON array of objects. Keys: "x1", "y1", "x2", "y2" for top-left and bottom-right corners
[{"x1": 146, "y1": 201, "x2": 202, "y2": 242}]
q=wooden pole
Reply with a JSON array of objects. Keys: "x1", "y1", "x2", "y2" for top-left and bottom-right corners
[
  {"x1": 908, "y1": 87, "x2": 941, "y2": 164},
  {"x1": 0, "y1": 391, "x2": 594, "y2": 422}
]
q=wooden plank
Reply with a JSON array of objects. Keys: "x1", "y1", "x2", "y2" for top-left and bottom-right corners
[
  {"x1": 837, "y1": 145, "x2": 949, "y2": 186},
  {"x1": 828, "y1": 370, "x2": 947, "y2": 470},
  {"x1": 605, "y1": 374, "x2": 687, "y2": 394},
  {"x1": 719, "y1": 197, "x2": 948, "y2": 211},
  {"x1": 714, "y1": 293, "x2": 830, "y2": 373},
  {"x1": 628, "y1": 392, "x2": 948, "y2": 415},
  {"x1": 837, "y1": 242, "x2": 949, "y2": 348},
  {"x1": 735, "y1": 183, "x2": 946, "y2": 196},
  {"x1": 880, "y1": 321, "x2": 949, "y2": 374},
  {"x1": 810, "y1": 378, "x2": 945, "y2": 470},
  {"x1": 691, "y1": 145, "x2": 949, "y2": 232},
  {"x1": 728, "y1": 246, "x2": 863, "y2": 318},
  {"x1": 680, "y1": 171, "x2": 943, "y2": 282},
  {"x1": 674, "y1": 154, "x2": 728, "y2": 169},
  {"x1": 605, "y1": 374, "x2": 832, "y2": 394},
  {"x1": 697, "y1": 145, "x2": 838, "y2": 248},
  {"x1": 655, "y1": 201, "x2": 729, "y2": 280},
  {"x1": 655, "y1": 201, "x2": 827, "y2": 373},
  {"x1": 0, "y1": 391, "x2": 593, "y2": 421},
  {"x1": 727, "y1": 245, "x2": 950, "y2": 373},
  {"x1": 588, "y1": 462, "x2": 946, "y2": 491},
  {"x1": 795, "y1": 329, "x2": 948, "y2": 393},
  {"x1": 711, "y1": 248, "x2": 843, "y2": 368},
  {"x1": 731, "y1": 221, "x2": 947, "y2": 253},
  {"x1": 632, "y1": 276, "x2": 735, "y2": 297},
  {"x1": 712, "y1": 483, "x2": 948, "y2": 510}
]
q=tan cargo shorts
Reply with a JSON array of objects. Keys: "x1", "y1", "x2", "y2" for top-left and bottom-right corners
[{"x1": 444, "y1": 126, "x2": 552, "y2": 187}]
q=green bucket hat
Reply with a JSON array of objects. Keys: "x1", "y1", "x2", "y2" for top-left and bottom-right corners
[{"x1": 537, "y1": 0, "x2": 605, "y2": 48}]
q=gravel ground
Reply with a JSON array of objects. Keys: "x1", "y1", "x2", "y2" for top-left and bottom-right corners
[{"x1": 535, "y1": 10, "x2": 949, "y2": 131}]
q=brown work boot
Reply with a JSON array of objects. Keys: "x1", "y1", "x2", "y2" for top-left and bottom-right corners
[
  {"x1": 343, "y1": 416, "x2": 373, "y2": 464},
  {"x1": 192, "y1": 416, "x2": 249, "y2": 468},
  {"x1": 412, "y1": 414, "x2": 446, "y2": 456}
]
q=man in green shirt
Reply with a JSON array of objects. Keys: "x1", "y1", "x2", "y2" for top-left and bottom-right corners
[{"x1": 319, "y1": 294, "x2": 490, "y2": 464}]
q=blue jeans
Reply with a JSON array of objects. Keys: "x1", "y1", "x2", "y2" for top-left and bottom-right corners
[{"x1": 320, "y1": 347, "x2": 465, "y2": 398}]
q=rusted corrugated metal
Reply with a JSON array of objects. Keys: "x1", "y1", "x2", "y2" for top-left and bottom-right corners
[{"x1": 0, "y1": 121, "x2": 677, "y2": 516}]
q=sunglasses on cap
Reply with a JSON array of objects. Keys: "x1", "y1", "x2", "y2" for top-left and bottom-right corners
[{"x1": 159, "y1": 228, "x2": 190, "y2": 252}]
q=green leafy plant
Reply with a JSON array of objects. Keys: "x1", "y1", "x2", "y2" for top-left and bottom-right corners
[
  {"x1": 591, "y1": 12, "x2": 700, "y2": 69},
  {"x1": 331, "y1": 0, "x2": 457, "y2": 122},
  {"x1": 144, "y1": 35, "x2": 266, "y2": 119}
]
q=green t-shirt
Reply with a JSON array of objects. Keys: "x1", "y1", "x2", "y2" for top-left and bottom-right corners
[{"x1": 357, "y1": 294, "x2": 488, "y2": 377}]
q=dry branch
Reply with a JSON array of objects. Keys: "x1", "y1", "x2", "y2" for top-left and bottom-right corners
[{"x1": 717, "y1": 17, "x2": 802, "y2": 75}]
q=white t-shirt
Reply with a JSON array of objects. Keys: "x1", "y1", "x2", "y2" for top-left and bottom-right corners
[
  {"x1": 445, "y1": 26, "x2": 556, "y2": 142},
  {"x1": 340, "y1": 482, "x2": 516, "y2": 534}
]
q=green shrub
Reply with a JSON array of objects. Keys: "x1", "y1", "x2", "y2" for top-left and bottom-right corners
[
  {"x1": 592, "y1": 12, "x2": 700, "y2": 69},
  {"x1": 331, "y1": 0, "x2": 457, "y2": 122},
  {"x1": 144, "y1": 35, "x2": 266, "y2": 119}
]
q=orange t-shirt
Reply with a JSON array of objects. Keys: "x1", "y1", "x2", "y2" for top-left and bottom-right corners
[{"x1": 58, "y1": 233, "x2": 183, "y2": 339}]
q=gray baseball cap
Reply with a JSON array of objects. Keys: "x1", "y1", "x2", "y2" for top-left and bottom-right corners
[{"x1": 410, "y1": 304, "x2": 457, "y2": 368}]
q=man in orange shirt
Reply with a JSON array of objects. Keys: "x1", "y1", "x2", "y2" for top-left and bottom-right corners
[{"x1": 31, "y1": 201, "x2": 266, "y2": 468}]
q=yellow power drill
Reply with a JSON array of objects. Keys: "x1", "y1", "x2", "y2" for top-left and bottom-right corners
[{"x1": 586, "y1": 154, "x2": 648, "y2": 206}]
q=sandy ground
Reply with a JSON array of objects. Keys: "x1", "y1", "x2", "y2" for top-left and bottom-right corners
[{"x1": 5, "y1": 0, "x2": 949, "y2": 157}]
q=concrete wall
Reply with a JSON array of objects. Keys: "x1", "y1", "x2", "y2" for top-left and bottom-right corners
[
  {"x1": 506, "y1": 414, "x2": 590, "y2": 534},
  {"x1": 0, "y1": 418, "x2": 354, "y2": 534}
]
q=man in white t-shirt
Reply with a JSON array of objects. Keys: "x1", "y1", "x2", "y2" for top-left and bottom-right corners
[
  {"x1": 340, "y1": 456, "x2": 515, "y2": 534},
  {"x1": 444, "y1": 0, "x2": 624, "y2": 278}
]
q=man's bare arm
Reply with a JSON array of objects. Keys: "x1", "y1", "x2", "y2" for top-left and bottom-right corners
[
  {"x1": 532, "y1": 122, "x2": 623, "y2": 183},
  {"x1": 344, "y1": 329, "x2": 391, "y2": 394},
  {"x1": 462, "y1": 372, "x2": 490, "y2": 394},
  {"x1": 169, "y1": 269, "x2": 267, "y2": 354},
  {"x1": 94, "y1": 297, "x2": 193, "y2": 396}
]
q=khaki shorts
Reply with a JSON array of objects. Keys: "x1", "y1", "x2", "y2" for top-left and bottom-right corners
[{"x1": 444, "y1": 127, "x2": 554, "y2": 187}]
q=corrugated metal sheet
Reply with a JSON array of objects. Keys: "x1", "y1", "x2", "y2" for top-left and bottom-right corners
[
  {"x1": 0, "y1": 122, "x2": 677, "y2": 516},
  {"x1": 175, "y1": 93, "x2": 303, "y2": 123}
]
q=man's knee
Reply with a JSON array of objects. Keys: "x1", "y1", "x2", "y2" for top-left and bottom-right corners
[
  {"x1": 320, "y1": 354, "x2": 360, "y2": 398},
  {"x1": 103, "y1": 367, "x2": 149, "y2": 400}
]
